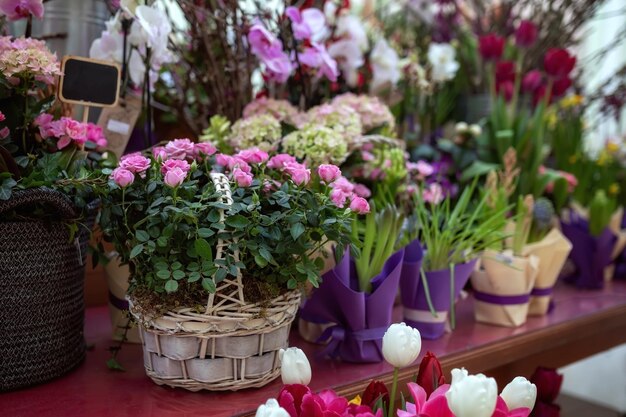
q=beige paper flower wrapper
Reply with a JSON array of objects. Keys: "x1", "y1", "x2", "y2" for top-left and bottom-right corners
[
  {"x1": 523, "y1": 228, "x2": 573, "y2": 316},
  {"x1": 104, "y1": 252, "x2": 142, "y2": 344},
  {"x1": 471, "y1": 250, "x2": 539, "y2": 327}
]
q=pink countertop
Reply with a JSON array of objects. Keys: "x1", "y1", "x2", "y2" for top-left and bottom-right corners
[{"x1": 3, "y1": 281, "x2": 626, "y2": 417}]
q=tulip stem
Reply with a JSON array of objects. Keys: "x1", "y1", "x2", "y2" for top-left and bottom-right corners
[{"x1": 388, "y1": 367, "x2": 399, "y2": 417}]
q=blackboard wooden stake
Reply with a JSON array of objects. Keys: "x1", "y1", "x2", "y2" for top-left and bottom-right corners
[{"x1": 82, "y1": 106, "x2": 90, "y2": 124}]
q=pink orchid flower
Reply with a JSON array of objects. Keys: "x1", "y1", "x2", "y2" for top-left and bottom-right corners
[
  {"x1": 299, "y1": 42, "x2": 339, "y2": 82},
  {"x1": 0, "y1": 0, "x2": 44, "y2": 21},
  {"x1": 285, "y1": 6, "x2": 326, "y2": 41},
  {"x1": 398, "y1": 383, "x2": 453, "y2": 417}
]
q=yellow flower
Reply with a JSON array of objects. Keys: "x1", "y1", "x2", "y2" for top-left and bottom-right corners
[
  {"x1": 349, "y1": 395, "x2": 362, "y2": 406},
  {"x1": 606, "y1": 142, "x2": 620, "y2": 154},
  {"x1": 568, "y1": 155, "x2": 578, "y2": 164},
  {"x1": 560, "y1": 94, "x2": 584, "y2": 109},
  {"x1": 609, "y1": 183, "x2": 620, "y2": 195},
  {"x1": 546, "y1": 111, "x2": 557, "y2": 129},
  {"x1": 597, "y1": 151, "x2": 610, "y2": 166}
]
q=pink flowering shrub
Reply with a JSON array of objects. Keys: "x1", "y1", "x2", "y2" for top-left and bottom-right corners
[{"x1": 100, "y1": 140, "x2": 358, "y2": 297}]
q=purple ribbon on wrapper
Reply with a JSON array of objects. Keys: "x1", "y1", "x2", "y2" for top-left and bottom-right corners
[
  {"x1": 400, "y1": 240, "x2": 476, "y2": 340},
  {"x1": 530, "y1": 287, "x2": 553, "y2": 296},
  {"x1": 560, "y1": 214, "x2": 617, "y2": 289},
  {"x1": 299, "y1": 248, "x2": 405, "y2": 363},
  {"x1": 109, "y1": 291, "x2": 129, "y2": 310},
  {"x1": 473, "y1": 291, "x2": 530, "y2": 305}
]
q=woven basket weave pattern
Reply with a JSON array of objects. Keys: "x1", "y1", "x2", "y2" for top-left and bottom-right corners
[
  {"x1": 0, "y1": 188, "x2": 94, "y2": 391},
  {"x1": 131, "y1": 173, "x2": 301, "y2": 391}
]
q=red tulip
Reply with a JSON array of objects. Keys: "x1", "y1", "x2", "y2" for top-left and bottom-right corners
[
  {"x1": 522, "y1": 70, "x2": 543, "y2": 93},
  {"x1": 544, "y1": 48, "x2": 576, "y2": 78},
  {"x1": 497, "y1": 81, "x2": 515, "y2": 101},
  {"x1": 530, "y1": 401, "x2": 561, "y2": 417},
  {"x1": 530, "y1": 367, "x2": 563, "y2": 403},
  {"x1": 515, "y1": 20, "x2": 538, "y2": 48},
  {"x1": 479, "y1": 34, "x2": 506, "y2": 61},
  {"x1": 551, "y1": 77, "x2": 572, "y2": 98},
  {"x1": 361, "y1": 380, "x2": 389, "y2": 409},
  {"x1": 533, "y1": 84, "x2": 551, "y2": 106},
  {"x1": 416, "y1": 352, "x2": 446, "y2": 398},
  {"x1": 496, "y1": 60, "x2": 516, "y2": 84}
]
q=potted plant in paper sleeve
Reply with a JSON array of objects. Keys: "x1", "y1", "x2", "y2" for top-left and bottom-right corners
[
  {"x1": 0, "y1": 27, "x2": 111, "y2": 390},
  {"x1": 98, "y1": 142, "x2": 354, "y2": 391},
  {"x1": 400, "y1": 181, "x2": 509, "y2": 340}
]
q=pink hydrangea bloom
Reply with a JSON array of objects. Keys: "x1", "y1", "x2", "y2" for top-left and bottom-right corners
[
  {"x1": 318, "y1": 164, "x2": 342, "y2": 183},
  {"x1": 232, "y1": 167, "x2": 253, "y2": 187},
  {"x1": 163, "y1": 167, "x2": 187, "y2": 188},
  {"x1": 161, "y1": 159, "x2": 190, "y2": 175},
  {"x1": 0, "y1": 0, "x2": 44, "y2": 21},
  {"x1": 120, "y1": 154, "x2": 151, "y2": 174},
  {"x1": 0, "y1": 36, "x2": 60, "y2": 84},
  {"x1": 267, "y1": 153, "x2": 297, "y2": 170},
  {"x1": 165, "y1": 138, "x2": 194, "y2": 160},
  {"x1": 111, "y1": 168, "x2": 134, "y2": 188},
  {"x1": 236, "y1": 148, "x2": 269, "y2": 164}
]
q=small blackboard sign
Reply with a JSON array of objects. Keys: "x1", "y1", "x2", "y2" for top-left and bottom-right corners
[{"x1": 58, "y1": 56, "x2": 120, "y2": 108}]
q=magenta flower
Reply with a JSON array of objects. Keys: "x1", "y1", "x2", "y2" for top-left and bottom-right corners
[
  {"x1": 120, "y1": 154, "x2": 151, "y2": 174},
  {"x1": 194, "y1": 142, "x2": 217, "y2": 159},
  {"x1": 522, "y1": 70, "x2": 543, "y2": 94},
  {"x1": 236, "y1": 148, "x2": 269, "y2": 164},
  {"x1": 248, "y1": 21, "x2": 284, "y2": 60},
  {"x1": 63, "y1": 118, "x2": 87, "y2": 144},
  {"x1": 160, "y1": 159, "x2": 190, "y2": 175},
  {"x1": 353, "y1": 183, "x2": 371, "y2": 198},
  {"x1": 285, "y1": 6, "x2": 326, "y2": 41},
  {"x1": 398, "y1": 383, "x2": 453, "y2": 417},
  {"x1": 111, "y1": 168, "x2": 135, "y2": 188},
  {"x1": 330, "y1": 176, "x2": 355, "y2": 194},
  {"x1": 317, "y1": 164, "x2": 342, "y2": 183},
  {"x1": 163, "y1": 167, "x2": 187, "y2": 188},
  {"x1": 330, "y1": 188, "x2": 350, "y2": 208},
  {"x1": 423, "y1": 183, "x2": 444, "y2": 204},
  {"x1": 349, "y1": 196, "x2": 370, "y2": 214},
  {"x1": 165, "y1": 138, "x2": 195, "y2": 160},
  {"x1": 284, "y1": 161, "x2": 311, "y2": 185},
  {"x1": 299, "y1": 43, "x2": 339, "y2": 82},
  {"x1": 0, "y1": 126, "x2": 9, "y2": 139},
  {"x1": 216, "y1": 154, "x2": 251, "y2": 173},
  {"x1": 268, "y1": 153, "x2": 297, "y2": 169},
  {"x1": 491, "y1": 396, "x2": 532, "y2": 417},
  {"x1": 264, "y1": 52, "x2": 294, "y2": 83},
  {"x1": 0, "y1": 110, "x2": 5, "y2": 122},
  {"x1": 86, "y1": 123, "x2": 107, "y2": 148},
  {"x1": 152, "y1": 146, "x2": 167, "y2": 161},
  {"x1": 0, "y1": 0, "x2": 44, "y2": 21},
  {"x1": 232, "y1": 167, "x2": 253, "y2": 187}
]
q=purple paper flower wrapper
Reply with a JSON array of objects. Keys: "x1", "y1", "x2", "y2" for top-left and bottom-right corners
[
  {"x1": 299, "y1": 248, "x2": 405, "y2": 363},
  {"x1": 616, "y1": 212, "x2": 626, "y2": 280},
  {"x1": 560, "y1": 216, "x2": 617, "y2": 289},
  {"x1": 400, "y1": 251, "x2": 477, "y2": 340}
]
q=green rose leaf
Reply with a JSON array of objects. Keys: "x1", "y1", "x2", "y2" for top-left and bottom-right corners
[
  {"x1": 129, "y1": 244, "x2": 144, "y2": 259},
  {"x1": 225, "y1": 214, "x2": 249, "y2": 229},
  {"x1": 172, "y1": 270, "x2": 185, "y2": 280},
  {"x1": 290, "y1": 222, "x2": 305, "y2": 240},
  {"x1": 164, "y1": 279, "x2": 178, "y2": 293},
  {"x1": 188, "y1": 271, "x2": 201, "y2": 283},
  {"x1": 156, "y1": 269, "x2": 171, "y2": 280},
  {"x1": 194, "y1": 238, "x2": 213, "y2": 261},
  {"x1": 197, "y1": 228, "x2": 215, "y2": 238},
  {"x1": 135, "y1": 230, "x2": 150, "y2": 242},
  {"x1": 202, "y1": 278, "x2": 216, "y2": 293}
]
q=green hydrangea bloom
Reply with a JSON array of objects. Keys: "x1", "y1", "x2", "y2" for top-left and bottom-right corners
[
  {"x1": 228, "y1": 114, "x2": 282, "y2": 151},
  {"x1": 282, "y1": 125, "x2": 348, "y2": 166}
]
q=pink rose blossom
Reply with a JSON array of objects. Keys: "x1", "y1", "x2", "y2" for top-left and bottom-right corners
[
  {"x1": 236, "y1": 148, "x2": 269, "y2": 164},
  {"x1": 161, "y1": 159, "x2": 190, "y2": 175},
  {"x1": 0, "y1": 0, "x2": 44, "y2": 21},
  {"x1": 318, "y1": 164, "x2": 342, "y2": 183},
  {"x1": 216, "y1": 154, "x2": 251, "y2": 173},
  {"x1": 262, "y1": 179, "x2": 282, "y2": 193},
  {"x1": 284, "y1": 161, "x2": 311, "y2": 185},
  {"x1": 194, "y1": 142, "x2": 217, "y2": 159},
  {"x1": 152, "y1": 146, "x2": 167, "y2": 161},
  {"x1": 353, "y1": 183, "x2": 371, "y2": 198},
  {"x1": 285, "y1": 6, "x2": 326, "y2": 41},
  {"x1": 330, "y1": 176, "x2": 354, "y2": 193},
  {"x1": 165, "y1": 138, "x2": 194, "y2": 160},
  {"x1": 0, "y1": 126, "x2": 9, "y2": 139},
  {"x1": 330, "y1": 188, "x2": 350, "y2": 208},
  {"x1": 163, "y1": 167, "x2": 187, "y2": 188},
  {"x1": 0, "y1": 111, "x2": 5, "y2": 122},
  {"x1": 232, "y1": 167, "x2": 253, "y2": 187},
  {"x1": 267, "y1": 153, "x2": 297, "y2": 169},
  {"x1": 111, "y1": 168, "x2": 134, "y2": 188},
  {"x1": 120, "y1": 154, "x2": 151, "y2": 174},
  {"x1": 349, "y1": 196, "x2": 370, "y2": 214}
]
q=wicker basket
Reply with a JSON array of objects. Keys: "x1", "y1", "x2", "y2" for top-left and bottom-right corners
[
  {"x1": 129, "y1": 173, "x2": 301, "y2": 391},
  {"x1": 0, "y1": 187, "x2": 97, "y2": 391}
]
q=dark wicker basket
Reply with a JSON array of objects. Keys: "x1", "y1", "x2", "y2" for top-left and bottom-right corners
[{"x1": 0, "y1": 187, "x2": 97, "y2": 391}]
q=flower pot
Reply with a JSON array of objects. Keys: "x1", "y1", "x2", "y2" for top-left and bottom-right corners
[
  {"x1": 298, "y1": 248, "x2": 405, "y2": 363},
  {"x1": 523, "y1": 228, "x2": 572, "y2": 316},
  {"x1": 400, "y1": 242, "x2": 476, "y2": 340},
  {"x1": 471, "y1": 250, "x2": 539, "y2": 327},
  {"x1": 0, "y1": 188, "x2": 97, "y2": 391},
  {"x1": 103, "y1": 252, "x2": 141, "y2": 344},
  {"x1": 130, "y1": 289, "x2": 301, "y2": 391},
  {"x1": 605, "y1": 207, "x2": 626, "y2": 281}
]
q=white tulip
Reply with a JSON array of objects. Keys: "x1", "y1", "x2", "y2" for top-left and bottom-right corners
[
  {"x1": 427, "y1": 43, "x2": 459, "y2": 83},
  {"x1": 279, "y1": 347, "x2": 312, "y2": 385},
  {"x1": 370, "y1": 39, "x2": 401, "y2": 93},
  {"x1": 500, "y1": 377, "x2": 537, "y2": 411},
  {"x1": 446, "y1": 368, "x2": 498, "y2": 417},
  {"x1": 469, "y1": 124, "x2": 482, "y2": 137},
  {"x1": 382, "y1": 322, "x2": 422, "y2": 368},
  {"x1": 255, "y1": 399, "x2": 290, "y2": 417}
]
